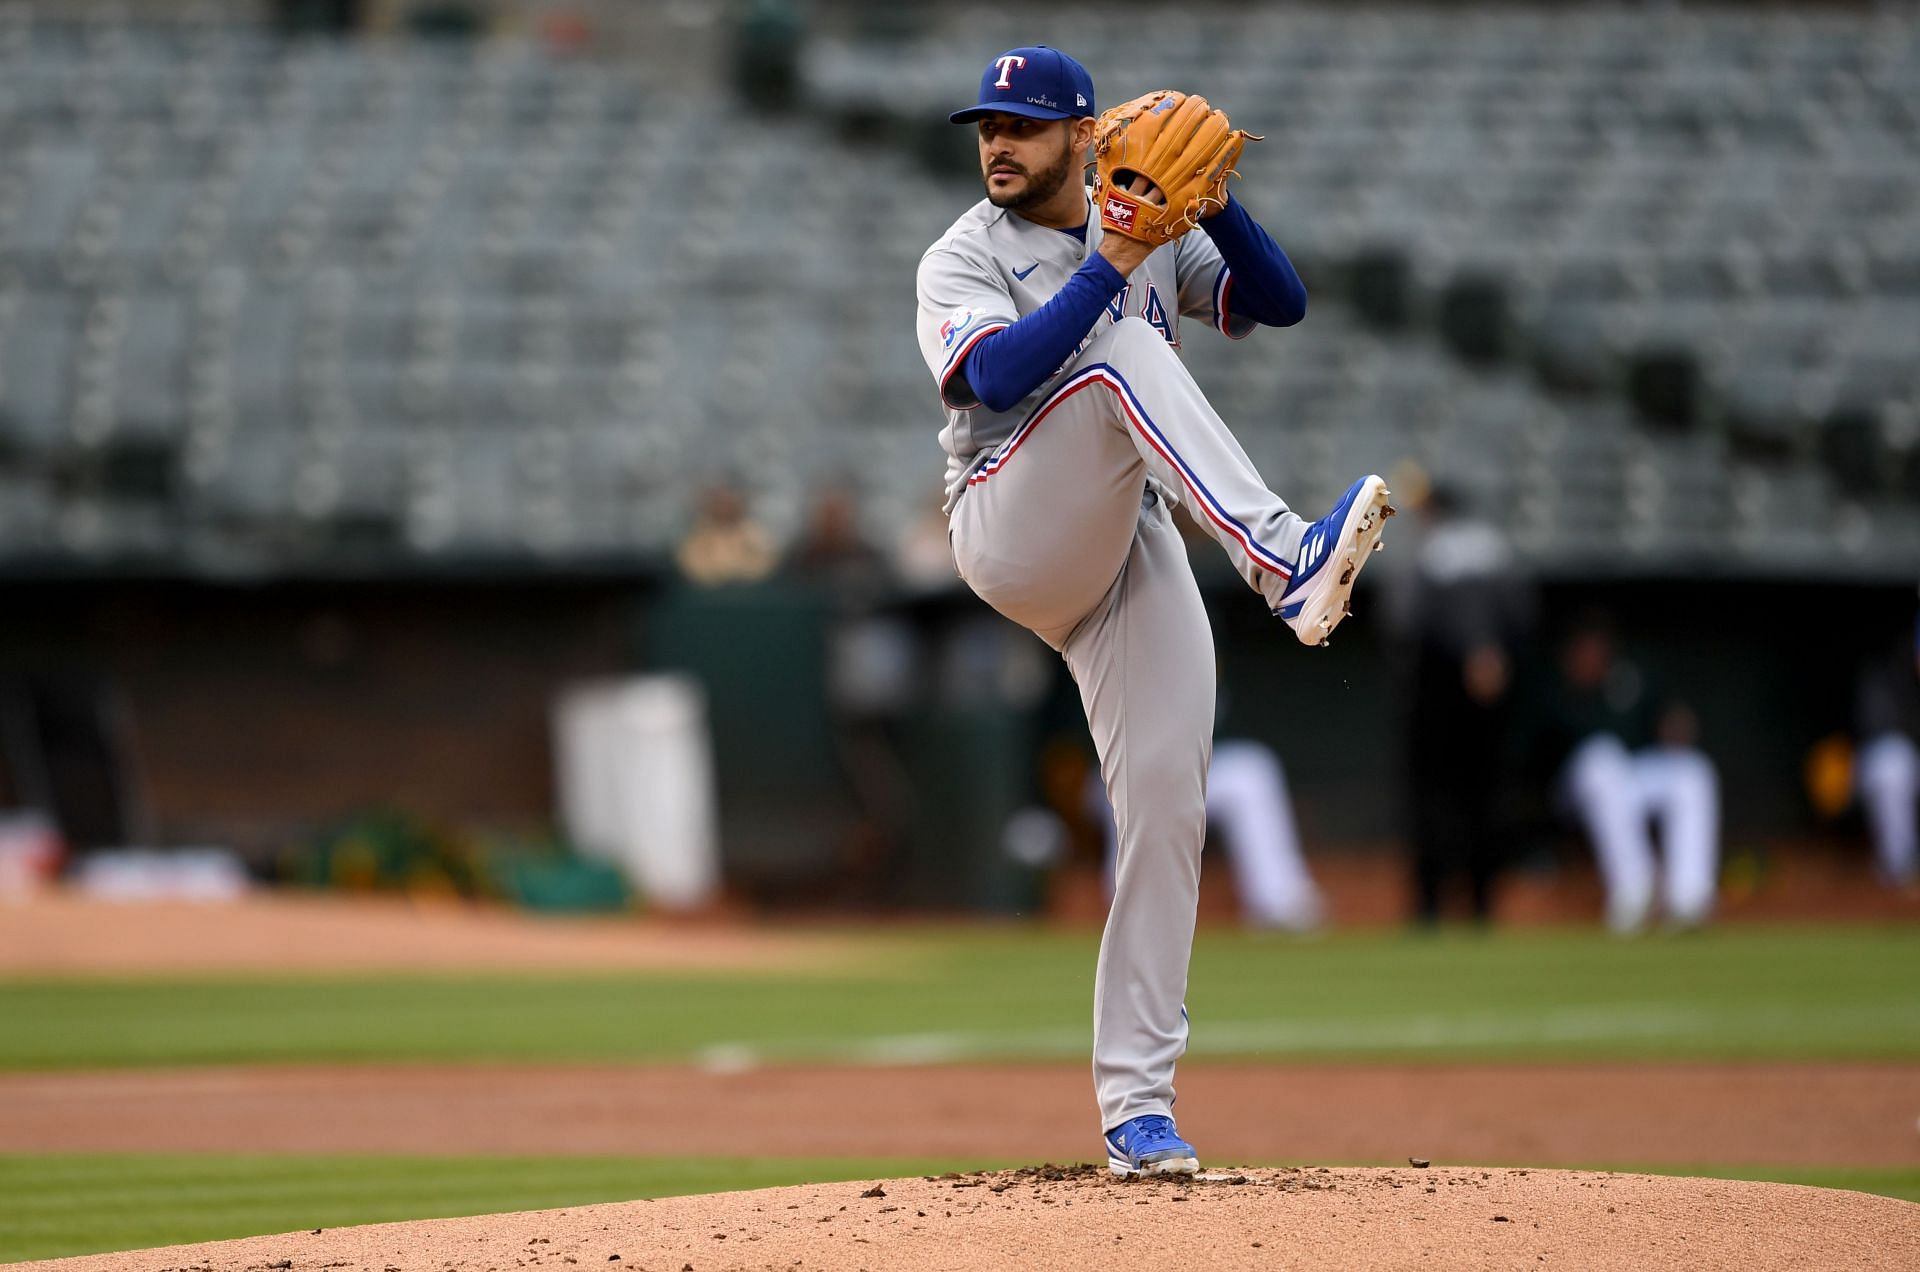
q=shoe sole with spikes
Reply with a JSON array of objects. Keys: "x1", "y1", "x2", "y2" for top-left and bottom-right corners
[
  {"x1": 1107, "y1": 1151, "x2": 1201, "y2": 1178},
  {"x1": 1282, "y1": 475, "x2": 1394, "y2": 648}
]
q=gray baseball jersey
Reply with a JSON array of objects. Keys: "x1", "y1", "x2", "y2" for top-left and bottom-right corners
[
  {"x1": 915, "y1": 189, "x2": 1253, "y2": 514},
  {"x1": 914, "y1": 189, "x2": 1390, "y2": 1139}
]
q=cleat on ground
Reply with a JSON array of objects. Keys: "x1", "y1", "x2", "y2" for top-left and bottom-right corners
[{"x1": 1105, "y1": 1114, "x2": 1200, "y2": 1177}]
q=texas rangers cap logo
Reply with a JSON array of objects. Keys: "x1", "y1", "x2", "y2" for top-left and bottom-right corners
[{"x1": 949, "y1": 46, "x2": 1096, "y2": 124}]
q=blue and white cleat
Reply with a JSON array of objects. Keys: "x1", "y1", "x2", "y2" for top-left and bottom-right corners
[
  {"x1": 1278, "y1": 474, "x2": 1394, "y2": 647},
  {"x1": 1104, "y1": 1114, "x2": 1200, "y2": 1178}
]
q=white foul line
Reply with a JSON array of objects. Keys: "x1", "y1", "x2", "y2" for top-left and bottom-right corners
[{"x1": 691, "y1": 1001, "x2": 1866, "y2": 1073}]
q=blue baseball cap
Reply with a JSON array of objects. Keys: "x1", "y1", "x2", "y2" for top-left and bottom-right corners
[{"x1": 949, "y1": 46, "x2": 1095, "y2": 125}]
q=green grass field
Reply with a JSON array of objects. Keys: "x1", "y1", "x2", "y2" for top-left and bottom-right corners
[
  {"x1": 6, "y1": 924, "x2": 1920, "y2": 1070},
  {"x1": 5, "y1": 923, "x2": 1918, "y2": 1262}
]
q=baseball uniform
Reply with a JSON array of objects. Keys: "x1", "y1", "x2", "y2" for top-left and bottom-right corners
[{"x1": 917, "y1": 45, "x2": 1391, "y2": 1166}]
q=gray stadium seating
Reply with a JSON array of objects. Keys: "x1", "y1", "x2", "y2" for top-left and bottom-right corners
[{"x1": 0, "y1": 3, "x2": 1914, "y2": 576}]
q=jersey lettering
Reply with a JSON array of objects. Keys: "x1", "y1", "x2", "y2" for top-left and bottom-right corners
[
  {"x1": 1093, "y1": 282, "x2": 1178, "y2": 348},
  {"x1": 1142, "y1": 285, "x2": 1173, "y2": 343},
  {"x1": 993, "y1": 55, "x2": 1027, "y2": 88}
]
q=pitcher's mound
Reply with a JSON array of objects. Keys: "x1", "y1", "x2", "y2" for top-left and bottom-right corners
[{"x1": 15, "y1": 1165, "x2": 1919, "y2": 1271}]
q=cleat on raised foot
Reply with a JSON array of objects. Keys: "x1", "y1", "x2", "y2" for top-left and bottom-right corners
[
  {"x1": 1278, "y1": 475, "x2": 1392, "y2": 646},
  {"x1": 1105, "y1": 1114, "x2": 1200, "y2": 1177}
]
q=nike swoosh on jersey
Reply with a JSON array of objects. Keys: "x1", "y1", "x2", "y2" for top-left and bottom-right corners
[{"x1": 1013, "y1": 263, "x2": 1039, "y2": 280}]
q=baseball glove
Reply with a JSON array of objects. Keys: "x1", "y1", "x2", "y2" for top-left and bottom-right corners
[{"x1": 1092, "y1": 90, "x2": 1256, "y2": 247}]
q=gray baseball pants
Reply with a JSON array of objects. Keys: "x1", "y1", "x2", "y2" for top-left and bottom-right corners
[{"x1": 949, "y1": 317, "x2": 1306, "y2": 1132}]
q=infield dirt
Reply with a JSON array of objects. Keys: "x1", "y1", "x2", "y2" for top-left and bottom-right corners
[
  {"x1": 10, "y1": 1166, "x2": 1919, "y2": 1272},
  {"x1": 2, "y1": 1060, "x2": 1913, "y2": 1166},
  {"x1": 10, "y1": 892, "x2": 1918, "y2": 1267}
]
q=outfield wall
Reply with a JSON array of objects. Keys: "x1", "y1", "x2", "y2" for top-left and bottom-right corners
[{"x1": 0, "y1": 575, "x2": 1909, "y2": 910}]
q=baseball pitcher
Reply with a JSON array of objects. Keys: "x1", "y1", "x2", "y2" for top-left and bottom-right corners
[{"x1": 915, "y1": 46, "x2": 1392, "y2": 1176}]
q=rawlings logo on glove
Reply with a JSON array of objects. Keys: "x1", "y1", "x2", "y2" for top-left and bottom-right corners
[{"x1": 1092, "y1": 90, "x2": 1257, "y2": 248}]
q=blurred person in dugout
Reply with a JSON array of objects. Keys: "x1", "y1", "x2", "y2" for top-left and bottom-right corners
[
  {"x1": 1389, "y1": 480, "x2": 1532, "y2": 926},
  {"x1": 789, "y1": 484, "x2": 890, "y2": 599},
  {"x1": 676, "y1": 480, "x2": 777, "y2": 586},
  {"x1": 1082, "y1": 667, "x2": 1326, "y2": 934},
  {"x1": 1072, "y1": 503, "x2": 1327, "y2": 931},
  {"x1": 1854, "y1": 609, "x2": 1920, "y2": 890},
  {"x1": 788, "y1": 485, "x2": 918, "y2": 905},
  {"x1": 1536, "y1": 613, "x2": 1720, "y2": 933},
  {"x1": 895, "y1": 489, "x2": 967, "y2": 593}
]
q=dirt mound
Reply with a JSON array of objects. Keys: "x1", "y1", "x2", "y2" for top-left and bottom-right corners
[{"x1": 13, "y1": 1166, "x2": 1918, "y2": 1272}]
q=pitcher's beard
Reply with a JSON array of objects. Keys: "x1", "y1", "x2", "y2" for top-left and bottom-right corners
[{"x1": 986, "y1": 145, "x2": 1077, "y2": 211}]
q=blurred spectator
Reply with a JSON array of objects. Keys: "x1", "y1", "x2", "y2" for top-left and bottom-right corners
[
  {"x1": 1087, "y1": 739, "x2": 1324, "y2": 932},
  {"x1": 675, "y1": 482, "x2": 777, "y2": 587},
  {"x1": 788, "y1": 484, "x2": 889, "y2": 600},
  {"x1": 1083, "y1": 660, "x2": 1326, "y2": 932},
  {"x1": 895, "y1": 493, "x2": 964, "y2": 592},
  {"x1": 1393, "y1": 484, "x2": 1531, "y2": 925},
  {"x1": 1537, "y1": 614, "x2": 1720, "y2": 933},
  {"x1": 787, "y1": 486, "x2": 914, "y2": 905},
  {"x1": 0, "y1": 811, "x2": 62, "y2": 897},
  {"x1": 785, "y1": 485, "x2": 914, "y2": 716},
  {"x1": 272, "y1": 0, "x2": 366, "y2": 35},
  {"x1": 1854, "y1": 614, "x2": 1920, "y2": 889},
  {"x1": 730, "y1": 0, "x2": 804, "y2": 112}
]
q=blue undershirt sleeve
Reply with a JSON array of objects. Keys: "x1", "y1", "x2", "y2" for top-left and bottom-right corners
[
  {"x1": 960, "y1": 254, "x2": 1129, "y2": 414},
  {"x1": 1200, "y1": 195, "x2": 1307, "y2": 327}
]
